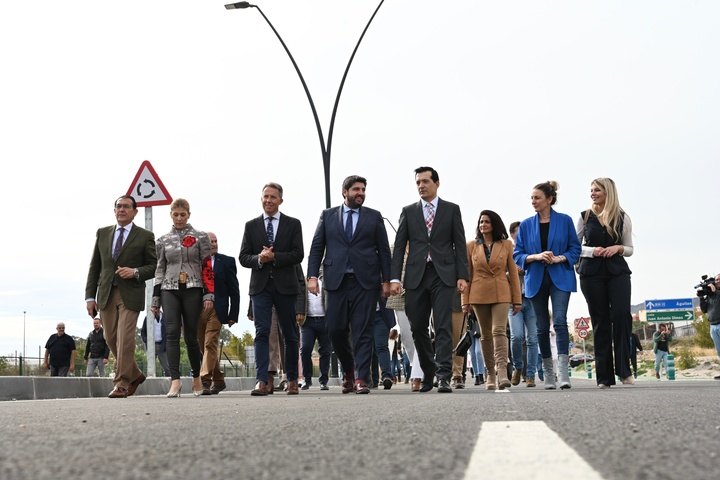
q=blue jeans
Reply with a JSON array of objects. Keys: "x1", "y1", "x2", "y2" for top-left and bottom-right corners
[
  {"x1": 655, "y1": 349, "x2": 669, "y2": 375},
  {"x1": 373, "y1": 310, "x2": 392, "y2": 381},
  {"x1": 300, "y1": 316, "x2": 332, "y2": 385},
  {"x1": 469, "y1": 335, "x2": 485, "y2": 376},
  {"x1": 508, "y1": 297, "x2": 538, "y2": 377},
  {"x1": 711, "y1": 324, "x2": 720, "y2": 359},
  {"x1": 402, "y1": 349, "x2": 411, "y2": 379},
  {"x1": 529, "y1": 271, "x2": 571, "y2": 358}
]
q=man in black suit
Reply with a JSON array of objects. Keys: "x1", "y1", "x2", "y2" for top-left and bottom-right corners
[
  {"x1": 198, "y1": 232, "x2": 241, "y2": 395},
  {"x1": 240, "y1": 182, "x2": 304, "y2": 396},
  {"x1": 390, "y1": 167, "x2": 469, "y2": 393},
  {"x1": 307, "y1": 175, "x2": 392, "y2": 394}
]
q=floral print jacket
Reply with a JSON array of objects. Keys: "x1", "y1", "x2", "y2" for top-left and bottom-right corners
[{"x1": 152, "y1": 224, "x2": 214, "y2": 306}]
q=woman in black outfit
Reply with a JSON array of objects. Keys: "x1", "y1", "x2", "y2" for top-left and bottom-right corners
[{"x1": 576, "y1": 178, "x2": 634, "y2": 388}]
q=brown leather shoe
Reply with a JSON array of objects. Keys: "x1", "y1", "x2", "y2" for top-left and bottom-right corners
[
  {"x1": 209, "y1": 382, "x2": 226, "y2": 394},
  {"x1": 127, "y1": 373, "x2": 146, "y2": 397},
  {"x1": 341, "y1": 374, "x2": 355, "y2": 394},
  {"x1": 411, "y1": 379, "x2": 421, "y2": 392},
  {"x1": 251, "y1": 381, "x2": 268, "y2": 396},
  {"x1": 265, "y1": 373, "x2": 274, "y2": 395},
  {"x1": 287, "y1": 381, "x2": 299, "y2": 395},
  {"x1": 107, "y1": 386, "x2": 128, "y2": 398}
]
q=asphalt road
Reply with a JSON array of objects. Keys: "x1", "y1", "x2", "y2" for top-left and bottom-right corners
[{"x1": 1, "y1": 377, "x2": 718, "y2": 480}]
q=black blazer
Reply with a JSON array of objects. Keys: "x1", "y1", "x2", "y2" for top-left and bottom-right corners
[
  {"x1": 391, "y1": 199, "x2": 469, "y2": 290},
  {"x1": 307, "y1": 205, "x2": 391, "y2": 291},
  {"x1": 213, "y1": 253, "x2": 241, "y2": 324},
  {"x1": 239, "y1": 213, "x2": 304, "y2": 296}
]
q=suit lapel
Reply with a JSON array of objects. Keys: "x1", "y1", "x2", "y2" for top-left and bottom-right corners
[
  {"x1": 335, "y1": 206, "x2": 347, "y2": 243},
  {"x1": 414, "y1": 201, "x2": 427, "y2": 235}
]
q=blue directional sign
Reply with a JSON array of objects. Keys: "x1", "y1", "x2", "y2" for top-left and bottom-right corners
[{"x1": 645, "y1": 298, "x2": 694, "y2": 310}]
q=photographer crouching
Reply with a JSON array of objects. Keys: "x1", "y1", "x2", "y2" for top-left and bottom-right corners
[{"x1": 697, "y1": 274, "x2": 720, "y2": 380}]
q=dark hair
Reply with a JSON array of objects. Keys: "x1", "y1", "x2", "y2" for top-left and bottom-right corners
[
  {"x1": 414, "y1": 166, "x2": 439, "y2": 183},
  {"x1": 115, "y1": 195, "x2": 137, "y2": 210},
  {"x1": 533, "y1": 180, "x2": 559, "y2": 205},
  {"x1": 342, "y1": 175, "x2": 367, "y2": 191},
  {"x1": 262, "y1": 182, "x2": 284, "y2": 198},
  {"x1": 475, "y1": 210, "x2": 508, "y2": 241},
  {"x1": 509, "y1": 221, "x2": 521, "y2": 235}
]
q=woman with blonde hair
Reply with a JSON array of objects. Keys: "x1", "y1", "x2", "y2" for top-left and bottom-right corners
[
  {"x1": 462, "y1": 210, "x2": 521, "y2": 390},
  {"x1": 152, "y1": 198, "x2": 215, "y2": 397},
  {"x1": 576, "y1": 178, "x2": 634, "y2": 388}
]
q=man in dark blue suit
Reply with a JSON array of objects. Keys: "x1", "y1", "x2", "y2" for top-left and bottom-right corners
[
  {"x1": 240, "y1": 182, "x2": 304, "y2": 396},
  {"x1": 307, "y1": 175, "x2": 392, "y2": 394},
  {"x1": 198, "y1": 232, "x2": 240, "y2": 395}
]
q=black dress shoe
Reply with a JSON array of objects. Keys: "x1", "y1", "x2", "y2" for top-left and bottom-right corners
[
  {"x1": 419, "y1": 381, "x2": 433, "y2": 392},
  {"x1": 437, "y1": 378, "x2": 452, "y2": 393},
  {"x1": 301, "y1": 382, "x2": 311, "y2": 390}
]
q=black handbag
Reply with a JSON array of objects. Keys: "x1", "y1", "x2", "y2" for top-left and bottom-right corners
[
  {"x1": 469, "y1": 312, "x2": 481, "y2": 338},
  {"x1": 454, "y1": 313, "x2": 473, "y2": 356}
]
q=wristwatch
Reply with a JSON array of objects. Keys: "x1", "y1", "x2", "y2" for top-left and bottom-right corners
[{"x1": 133, "y1": 268, "x2": 139, "y2": 280}]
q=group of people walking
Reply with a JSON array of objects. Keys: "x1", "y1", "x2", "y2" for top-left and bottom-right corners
[{"x1": 82, "y1": 166, "x2": 636, "y2": 397}]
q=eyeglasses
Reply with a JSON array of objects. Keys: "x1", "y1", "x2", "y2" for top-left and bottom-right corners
[{"x1": 115, "y1": 204, "x2": 134, "y2": 210}]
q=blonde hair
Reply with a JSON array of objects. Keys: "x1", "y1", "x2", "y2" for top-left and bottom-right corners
[
  {"x1": 170, "y1": 198, "x2": 190, "y2": 212},
  {"x1": 589, "y1": 178, "x2": 623, "y2": 242}
]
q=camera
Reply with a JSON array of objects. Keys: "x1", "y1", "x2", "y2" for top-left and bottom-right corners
[{"x1": 695, "y1": 275, "x2": 716, "y2": 297}]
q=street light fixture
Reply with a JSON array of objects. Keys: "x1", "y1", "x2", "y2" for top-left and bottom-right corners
[{"x1": 225, "y1": 1, "x2": 385, "y2": 208}]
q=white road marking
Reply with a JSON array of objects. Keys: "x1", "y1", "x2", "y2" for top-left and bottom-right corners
[{"x1": 464, "y1": 421, "x2": 605, "y2": 480}]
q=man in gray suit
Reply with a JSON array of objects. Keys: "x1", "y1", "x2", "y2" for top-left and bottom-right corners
[
  {"x1": 85, "y1": 195, "x2": 157, "y2": 398},
  {"x1": 307, "y1": 175, "x2": 392, "y2": 394},
  {"x1": 390, "y1": 167, "x2": 469, "y2": 393}
]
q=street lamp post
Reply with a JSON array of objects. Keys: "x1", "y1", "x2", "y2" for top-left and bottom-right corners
[
  {"x1": 23, "y1": 310, "x2": 26, "y2": 359},
  {"x1": 225, "y1": 1, "x2": 385, "y2": 208}
]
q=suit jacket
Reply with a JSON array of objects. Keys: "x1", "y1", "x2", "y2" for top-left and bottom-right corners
[
  {"x1": 141, "y1": 313, "x2": 168, "y2": 353},
  {"x1": 463, "y1": 239, "x2": 521, "y2": 305},
  {"x1": 377, "y1": 297, "x2": 397, "y2": 329},
  {"x1": 513, "y1": 210, "x2": 581, "y2": 298},
  {"x1": 85, "y1": 223, "x2": 157, "y2": 312},
  {"x1": 391, "y1": 198, "x2": 469, "y2": 290},
  {"x1": 239, "y1": 213, "x2": 304, "y2": 296},
  {"x1": 213, "y1": 253, "x2": 241, "y2": 324},
  {"x1": 307, "y1": 205, "x2": 391, "y2": 291}
]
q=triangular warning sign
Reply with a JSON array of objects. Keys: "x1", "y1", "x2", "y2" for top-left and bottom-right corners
[
  {"x1": 577, "y1": 317, "x2": 590, "y2": 329},
  {"x1": 126, "y1": 160, "x2": 173, "y2": 207}
]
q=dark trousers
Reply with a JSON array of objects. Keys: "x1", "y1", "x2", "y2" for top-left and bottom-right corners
[
  {"x1": 325, "y1": 275, "x2": 378, "y2": 382},
  {"x1": 580, "y1": 268, "x2": 633, "y2": 385},
  {"x1": 252, "y1": 279, "x2": 299, "y2": 383},
  {"x1": 163, "y1": 287, "x2": 203, "y2": 380},
  {"x1": 405, "y1": 264, "x2": 455, "y2": 381},
  {"x1": 373, "y1": 310, "x2": 392, "y2": 383},
  {"x1": 300, "y1": 316, "x2": 332, "y2": 384}
]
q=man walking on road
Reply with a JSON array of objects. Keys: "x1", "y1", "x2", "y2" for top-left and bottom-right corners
[
  {"x1": 390, "y1": 167, "x2": 469, "y2": 393},
  {"x1": 85, "y1": 195, "x2": 157, "y2": 398},
  {"x1": 307, "y1": 175, "x2": 392, "y2": 394}
]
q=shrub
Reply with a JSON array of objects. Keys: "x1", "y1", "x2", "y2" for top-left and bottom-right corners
[
  {"x1": 693, "y1": 315, "x2": 715, "y2": 349},
  {"x1": 676, "y1": 345, "x2": 699, "y2": 370}
]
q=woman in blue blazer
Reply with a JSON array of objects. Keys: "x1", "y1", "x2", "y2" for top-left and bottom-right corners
[{"x1": 513, "y1": 181, "x2": 581, "y2": 390}]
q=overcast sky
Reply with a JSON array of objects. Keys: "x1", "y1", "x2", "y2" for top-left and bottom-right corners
[{"x1": 1, "y1": 1, "x2": 718, "y2": 358}]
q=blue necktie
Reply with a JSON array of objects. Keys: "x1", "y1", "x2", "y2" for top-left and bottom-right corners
[
  {"x1": 266, "y1": 217, "x2": 275, "y2": 246},
  {"x1": 345, "y1": 210, "x2": 354, "y2": 242}
]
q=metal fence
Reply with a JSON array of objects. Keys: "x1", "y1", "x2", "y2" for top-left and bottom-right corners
[{"x1": 0, "y1": 355, "x2": 257, "y2": 378}]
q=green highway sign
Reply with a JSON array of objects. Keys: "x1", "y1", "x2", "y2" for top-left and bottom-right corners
[{"x1": 646, "y1": 310, "x2": 694, "y2": 322}]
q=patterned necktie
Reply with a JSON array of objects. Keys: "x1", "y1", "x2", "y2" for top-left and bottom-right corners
[
  {"x1": 113, "y1": 227, "x2": 125, "y2": 262},
  {"x1": 345, "y1": 210, "x2": 354, "y2": 242},
  {"x1": 266, "y1": 217, "x2": 275, "y2": 246},
  {"x1": 425, "y1": 203, "x2": 434, "y2": 262},
  {"x1": 425, "y1": 203, "x2": 435, "y2": 235}
]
